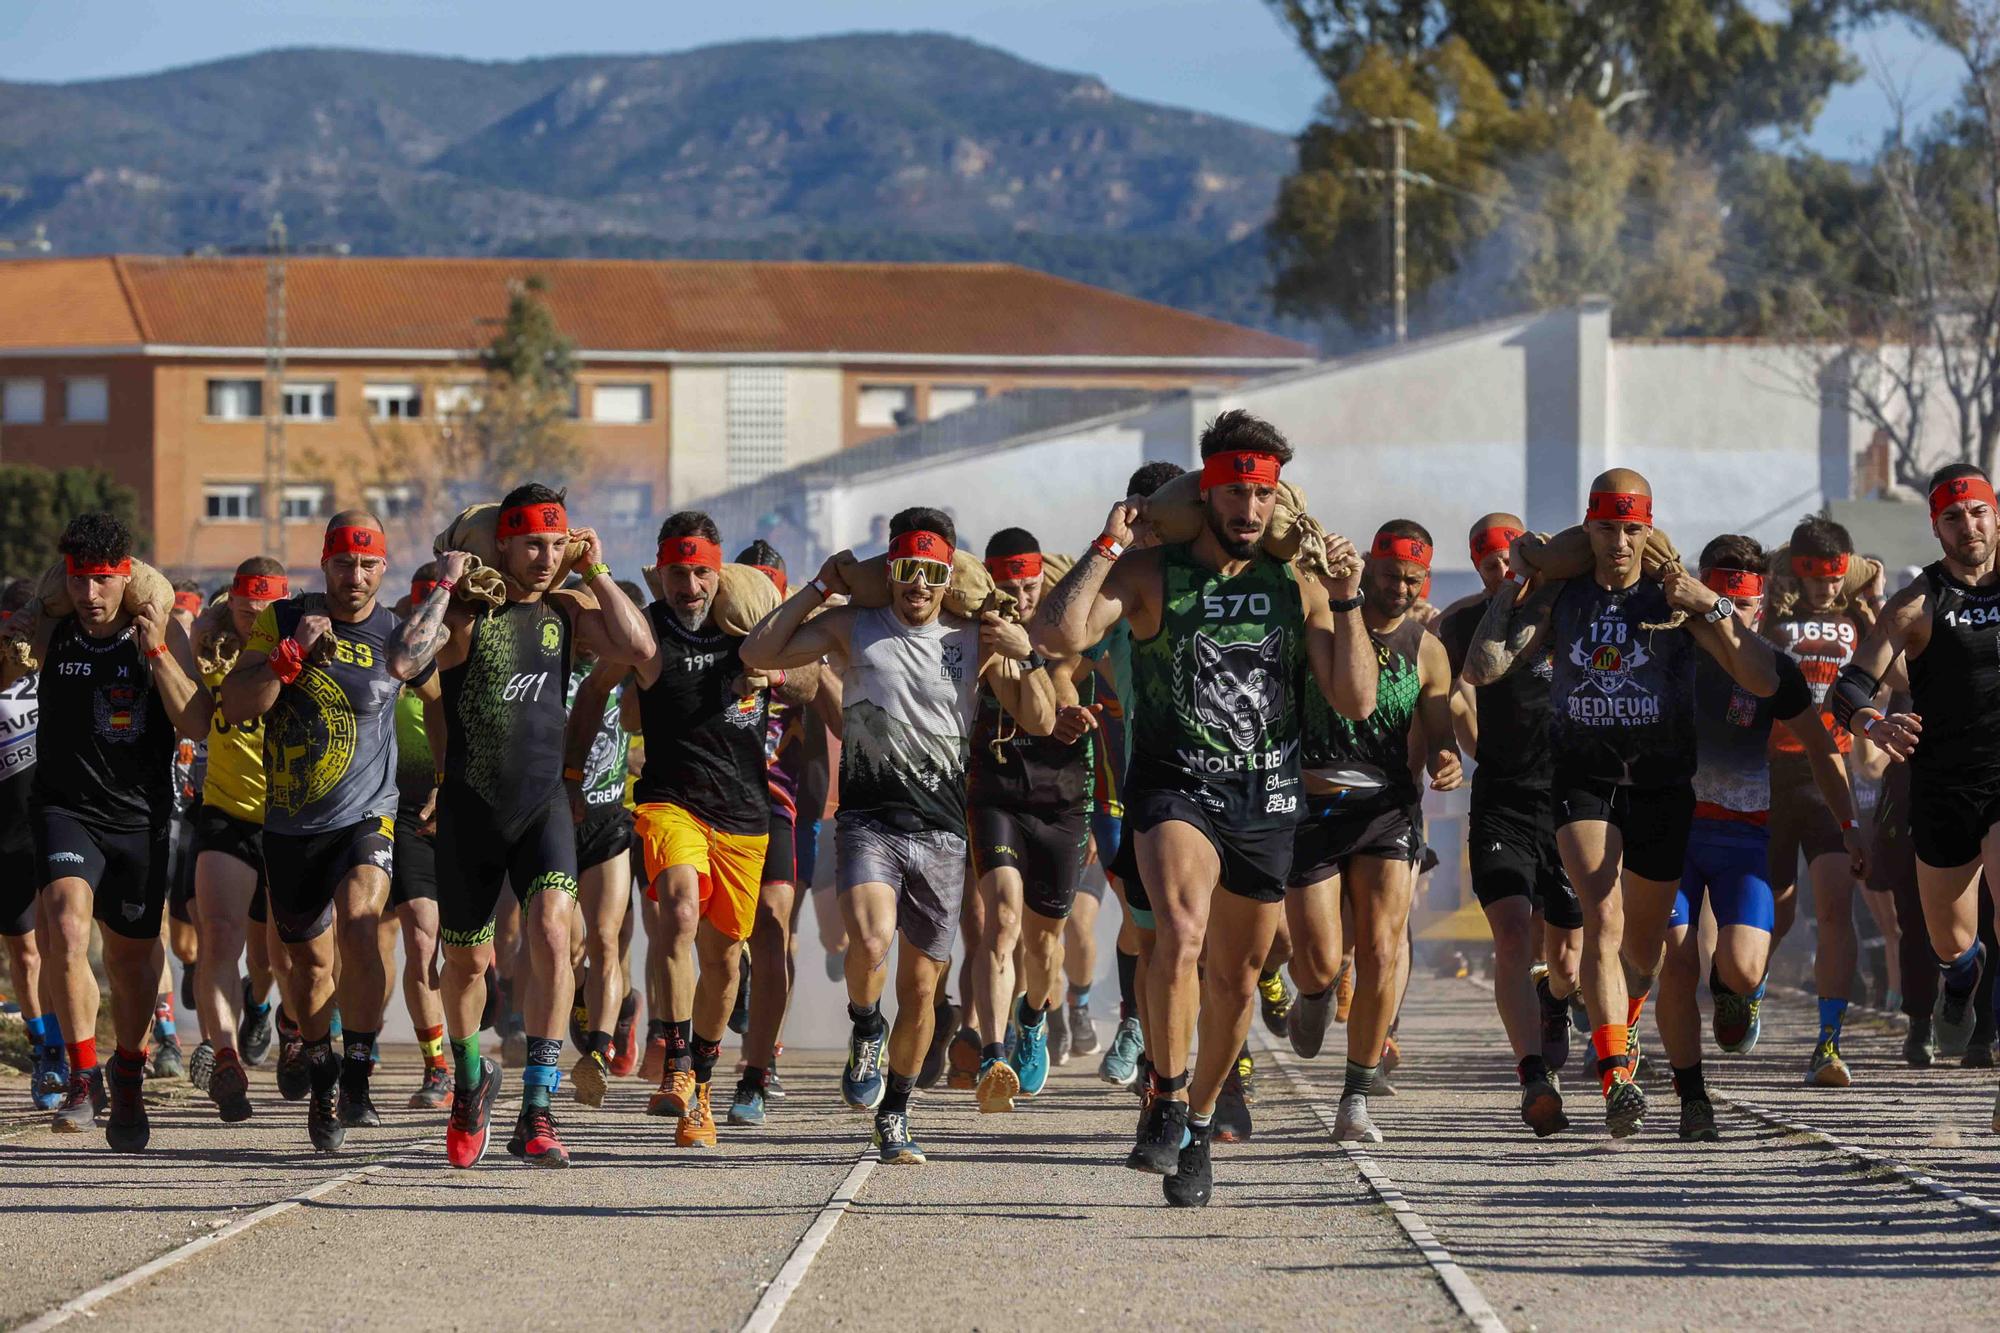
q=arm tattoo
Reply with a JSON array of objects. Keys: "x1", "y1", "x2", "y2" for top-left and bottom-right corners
[
  {"x1": 390, "y1": 586, "x2": 454, "y2": 677},
  {"x1": 1041, "y1": 547, "x2": 1110, "y2": 628}
]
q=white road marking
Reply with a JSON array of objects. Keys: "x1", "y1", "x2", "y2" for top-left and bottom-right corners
[
  {"x1": 1253, "y1": 1032, "x2": 1510, "y2": 1333},
  {"x1": 738, "y1": 1151, "x2": 877, "y2": 1333}
]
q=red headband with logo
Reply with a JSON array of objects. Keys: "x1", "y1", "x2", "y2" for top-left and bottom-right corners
[
  {"x1": 985, "y1": 552, "x2": 1043, "y2": 580},
  {"x1": 657, "y1": 536, "x2": 722, "y2": 570},
  {"x1": 1199, "y1": 450, "x2": 1283, "y2": 492},
  {"x1": 1469, "y1": 525, "x2": 1523, "y2": 565},
  {"x1": 173, "y1": 591, "x2": 206, "y2": 616},
  {"x1": 233, "y1": 572, "x2": 288, "y2": 600},
  {"x1": 1790, "y1": 554, "x2": 1849, "y2": 579},
  {"x1": 498, "y1": 502, "x2": 568, "y2": 539},
  {"x1": 1703, "y1": 568, "x2": 1764, "y2": 598},
  {"x1": 65, "y1": 555, "x2": 132, "y2": 577},
  {"x1": 1370, "y1": 534, "x2": 1432, "y2": 569},
  {"x1": 752, "y1": 564, "x2": 787, "y2": 596},
  {"x1": 1586, "y1": 491, "x2": 1653, "y2": 525},
  {"x1": 323, "y1": 526, "x2": 386, "y2": 562},
  {"x1": 889, "y1": 530, "x2": 954, "y2": 564},
  {"x1": 1930, "y1": 475, "x2": 1998, "y2": 521}
]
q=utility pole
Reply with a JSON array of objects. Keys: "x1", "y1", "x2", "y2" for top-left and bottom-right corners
[
  {"x1": 262, "y1": 213, "x2": 287, "y2": 556},
  {"x1": 1346, "y1": 118, "x2": 1428, "y2": 344}
]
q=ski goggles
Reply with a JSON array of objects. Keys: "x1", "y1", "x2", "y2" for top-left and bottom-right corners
[{"x1": 888, "y1": 557, "x2": 952, "y2": 588}]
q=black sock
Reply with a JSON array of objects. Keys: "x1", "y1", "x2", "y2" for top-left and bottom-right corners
[
  {"x1": 883, "y1": 1071, "x2": 916, "y2": 1117},
  {"x1": 742, "y1": 1064, "x2": 766, "y2": 1089},
  {"x1": 1673, "y1": 1061, "x2": 1708, "y2": 1102},
  {"x1": 1116, "y1": 948, "x2": 1138, "y2": 1021},
  {"x1": 1017, "y1": 997, "x2": 1045, "y2": 1029},
  {"x1": 1342, "y1": 1059, "x2": 1376, "y2": 1100},
  {"x1": 690, "y1": 1036, "x2": 722, "y2": 1085},
  {"x1": 304, "y1": 1037, "x2": 339, "y2": 1094},
  {"x1": 981, "y1": 1042, "x2": 1006, "y2": 1064},
  {"x1": 647, "y1": 1017, "x2": 667, "y2": 1042},
  {"x1": 666, "y1": 1019, "x2": 692, "y2": 1070},
  {"x1": 848, "y1": 1001, "x2": 886, "y2": 1040},
  {"x1": 340, "y1": 1029, "x2": 378, "y2": 1096},
  {"x1": 1518, "y1": 1054, "x2": 1549, "y2": 1086},
  {"x1": 588, "y1": 1030, "x2": 613, "y2": 1060}
]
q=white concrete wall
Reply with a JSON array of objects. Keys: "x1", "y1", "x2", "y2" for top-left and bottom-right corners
[
  {"x1": 783, "y1": 367, "x2": 844, "y2": 470},
  {"x1": 667, "y1": 365, "x2": 728, "y2": 505}
]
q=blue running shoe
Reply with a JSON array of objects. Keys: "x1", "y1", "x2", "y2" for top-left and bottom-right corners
[
  {"x1": 32, "y1": 1044, "x2": 68, "y2": 1112},
  {"x1": 728, "y1": 1075, "x2": 767, "y2": 1127},
  {"x1": 1011, "y1": 1002, "x2": 1050, "y2": 1097},
  {"x1": 842, "y1": 1024, "x2": 886, "y2": 1111},
  {"x1": 874, "y1": 1109, "x2": 927, "y2": 1164},
  {"x1": 1099, "y1": 1016, "x2": 1143, "y2": 1087}
]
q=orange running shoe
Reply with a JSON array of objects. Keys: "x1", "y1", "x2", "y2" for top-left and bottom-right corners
[
  {"x1": 639, "y1": 1033, "x2": 667, "y2": 1086},
  {"x1": 946, "y1": 1028, "x2": 981, "y2": 1091},
  {"x1": 676, "y1": 1081, "x2": 717, "y2": 1148},
  {"x1": 1333, "y1": 961, "x2": 1356, "y2": 1023},
  {"x1": 1381, "y1": 1034, "x2": 1402, "y2": 1076},
  {"x1": 649, "y1": 1067, "x2": 695, "y2": 1118},
  {"x1": 608, "y1": 992, "x2": 641, "y2": 1078}
]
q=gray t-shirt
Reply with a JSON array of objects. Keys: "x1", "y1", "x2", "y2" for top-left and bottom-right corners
[{"x1": 838, "y1": 605, "x2": 980, "y2": 837}]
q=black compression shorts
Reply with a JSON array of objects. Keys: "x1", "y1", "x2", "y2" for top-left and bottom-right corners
[
  {"x1": 1553, "y1": 772, "x2": 1695, "y2": 884},
  {"x1": 761, "y1": 809, "x2": 796, "y2": 887},
  {"x1": 0, "y1": 776, "x2": 35, "y2": 935},
  {"x1": 168, "y1": 810, "x2": 198, "y2": 925},
  {"x1": 1468, "y1": 786, "x2": 1582, "y2": 931},
  {"x1": 970, "y1": 803, "x2": 1089, "y2": 920},
  {"x1": 577, "y1": 804, "x2": 634, "y2": 874},
  {"x1": 391, "y1": 815, "x2": 436, "y2": 908},
  {"x1": 263, "y1": 815, "x2": 395, "y2": 944},
  {"x1": 436, "y1": 787, "x2": 578, "y2": 948},
  {"x1": 32, "y1": 805, "x2": 171, "y2": 941},
  {"x1": 194, "y1": 805, "x2": 269, "y2": 923},
  {"x1": 1120, "y1": 783, "x2": 1292, "y2": 906},
  {"x1": 1288, "y1": 794, "x2": 1421, "y2": 888},
  {"x1": 1768, "y1": 756, "x2": 1847, "y2": 888},
  {"x1": 1910, "y1": 768, "x2": 2000, "y2": 870}
]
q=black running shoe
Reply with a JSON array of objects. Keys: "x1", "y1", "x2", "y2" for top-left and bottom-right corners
[
  {"x1": 51, "y1": 1069, "x2": 103, "y2": 1133},
  {"x1": 106, "y1": 1051, "x2": 150, "y2": 1152},
  {"x1": 569, "y1": 975, "x2": 591, "y2": 1055},
  {"x1": 1534, "y1": 969, "x2": 1572, "y2": 1073},
  {"x1": 409, "y1": 1063, "x2": 452, "y2": 1109},
  {"x1": 917, "y1": 1001, "x2": 957, "y2": 1090},
  {"x1": 179, "y1": 962, "x2": 197, "y2": 1011},
  {"x1": 507, "y1": 1104, "x2": 571, "y2": 1166},
  {"x1": 307, "y1": 1046, "x2": 344, "y2": 1152},
  {"x1": 1521, "y1": 1076, "x2": 1569, "y2": 1138},
  {"x1": 275, "y1": 1019, "x2": 309, "y2": 1101},
  {"x1": 188, "y1": 1039, "x2": 215, "y2": 1092},
  {"x1": 1213, "y1": 1066, "x2": 1253, "y2": 1144},
  {"x1": 1127, "y1": 1097, "x2": 1190, "y2": 1176},
  {"x1": 239, "y1": 986, "x2": 275, "y2": 1067},
  {"x1": 148, "y1": 1032, "x2": 185, "y2": 1080},
  {"x1": 1162, "y1": 1123, "x2": 1213, "y2": 1207},
  {"x1": 1904, "y1": 1016, "x2": 1937, "y2": 1068},
  {"x1": 210, "y1": 1051, "x2": 254, "y2": 1123},
  {"x1": 1604, "y1": 1075, "x2": 1646, "y2": 1139},
  {"x1": 1678, "y1": 1097, "x2": 1719, "y2": 1142},
  {"x1": 1965, "y1": 1042, "x2": 1996, "y2": 1070},
  {"x1": 1288, "y1": 986, "x2": 1334, "y2": 1059},
  {"x1": 337, "y1": 1084, "x2": 382, "y2": 1128}
]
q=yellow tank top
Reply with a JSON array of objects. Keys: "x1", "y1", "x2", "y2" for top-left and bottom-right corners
[{"x1": 201, "y1": 666, "x2": 266, "y2": 822}]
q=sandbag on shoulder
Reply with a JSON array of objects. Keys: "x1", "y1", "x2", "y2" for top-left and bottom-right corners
[
  {"x1": 1762, "y1": 544, "x2": 1883, "y2": 625},
  {"x1": 835, "y1": 548, "x2": 1005, "y2": 620},
  {"x1": 638, "y1": 562, "x2": 782, "y2": 636},
  {"x1": 3, "y1": 556, "x2": 175, "y2": 672},
  {"x1": 1141, "y1": 471, "x2": 1311, "y2": 560},
  {"x1": 433, "y1": 503, "x2": 590, "y2": 608}
]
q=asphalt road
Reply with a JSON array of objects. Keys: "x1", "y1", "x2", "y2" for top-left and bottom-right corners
[{"x1": 2, "y1": 979, "x2": 1995, "y2": 1331}]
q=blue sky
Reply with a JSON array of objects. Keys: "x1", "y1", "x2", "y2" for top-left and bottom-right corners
[{"x1": 0, "y1": 0, "x2": 1952, "y2": 156}]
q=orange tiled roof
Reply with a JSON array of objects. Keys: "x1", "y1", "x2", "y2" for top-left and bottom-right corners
[{"x1": 0, "y1": 256, "x2": 1310, "y2": 362}]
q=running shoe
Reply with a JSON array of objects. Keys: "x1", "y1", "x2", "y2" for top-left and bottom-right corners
[
  {"x1": 1162, "y1": 1123, "x2": 1213, "y2": 1207},
  {"x1": 1012, "y1": 1008, "x2": 1050, "y2": 1097},
  {"x1": 639, "y1": 1033, "x2": 668, "y2": 1086},
  {"x1": 32, "y1": 1043, "x2": 69, "y2": 1112},
  {"x1": 275, "y1": 1018, "x2": 309, "y2": 1101},
  {"x1": 728, "y1": 951, "x2": 751, "y2": 1037},
  {"x1": 946, "y1": 1027, "x2": 981, "y2": 1091},
  {"x1": 1334, "y1": 1093, "x2": 1382, "y2": 1143},
  {"x1": 1714, "y1": 987, "x2": 1762, "y2": 1054},
  {"x1": 1213, "y1": 1066, "x2": 1252, "y2": 1144},
  {"x1": 1127, "y1": 1097, "x2": 1191, "y2": 1175},
  {"x1": 501, "y1": 1021, "x2": 528, "y2": 1069},
  {"x1": 51, "y1": 1067, "x2": 105, "y2": 1133},
  {"x1": 210, "y1": 1050, "x2": 254, "y2": 1123},
  {"x1": 1288, "y1": 985, "x2": 1334, "y2": 1059},
  {"x1": 1678, "y1": 1097, "x2": 1719, "y2": 1143},
  {"x1": 1381, "y1": 1034, "x2": 1403, "y2": 1077},
  {"x1": 729, "y1": 1074, "x2": 767, "y2": 1127},
  {"x1": 178, "y1": 963, "x2": 196, "y2": 1012},
  {"x1": 568, "y1": 984, "x2": 590, "y2": 1054},
  {"x1": 239, "y1": 985, "x2": 275, "y2": 1067},
  {"x1": 823, "y1": 951, "x2": 843, "y2": 983},
  {"x1": 1532, "y1": 966, "x2": 1571, "y2": 1072},
  {"x1": 571, "y1": 1050, "x2": 609, "y2": 1108},
  {"x1": 447, "y1": 1058, "x2": 503, "y2": 1168},
  {"x1": 1936, "y1": 943, "x2": 1985, "y2": 1058},
  {"x1": 308, "y1": 1051, "x2": 345, "y2": 1153},
  {"x1": 508, "y1": 1105, "x2": 571, "y2": 1167},
  {"x1": 1521, "y1": 1075, "x2": 1569, "y2": 1138},
  {"x1": 977, "y1": 1057, "x2": 1020, "y2": 1113},
  {"x1": 766, "y1": 1065, "x2": 787, "y2": 1100},
  {"x1": 1333, "y1": 960, "x2": 1356, "y2": 1023},
  {"x1": 1966, "y1": 1042, "x2": 1996, "y2": 1070},
  {"x1": 1236, "y1": 1050, "x2": 1257, "y2": 1106},
  {"x1": 1603, "y1": 1074, "x2": 1646, "y2": 1139},
  {"x1": 1046, "y1": 1002, "x2": 1071, "y2": 1068},
  {"x1": 917, "y1": 1001, "x2": 956, "y2": 1090},
  {"x1": 874, "y1": 1109, "x2": 927, "y2": 1164},
  {"x1": 337, "y1": 1084, "x2": 381, "y2": 1128},
  {"x1": 1099, "y1": 1016, "x2": 1143, "y2": 1087},
  {"x1": 1258, "y1": 969, "x2": 1294, "y2": 1037},
  {"x1": 649, "y1": 1067, "x2": 696, "y2": 1119},
  {"x1": 1904, "y1": 1016, "x2": 1937, "y2": 1068},
  {"x1": 1068, "y1": 999, "x2": 1101, "y2": 1057},
  {"x1": 676, "y1": 1082, "x2": 718, "y2": 1148},
  {"x1": 608, "y1": 992, "x2": 641, "y2": 1078},
  {"x1": 106, "y1": 1050, "x2": 149, "y2": 1152},
  {"x1": 409, "y1": 1063, "x2": 452, "y2": 1109},
  {"x1": 1808, "y1": 1037, "x2": 1852, "y2": 1088},
  {"x1": 842, "y1": 1025, "x2": 887, "y2": 1111},
  {"x1": 188, "y1": 1039, "x2": 215, "y2": 1092},
  {"x1": 148, "y1": 1031, "x2": 185, "y2": 1081}
]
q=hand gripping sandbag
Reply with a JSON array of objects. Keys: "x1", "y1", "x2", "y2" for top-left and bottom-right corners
[
  {"x1": 1763, "y1": 544, "x2": 1884, "y2": 626},
  {"x1": 712, "y1": 564, "x2": 783, "y2": 636},
  {"x1": 1140, "y1": 472, "x2": 1312, "y2": 560},
  {"x1": 3, "y1": 556, "x2": 175, "y2": 672},
  {"x1": 834, "y1": 548, "x2": 1005, "y2": 620},
  {"x1": 434, "y1": 503, "x2": 590, "y2": 608},
  {"x1": 1513, "y1": 525, "x2": 1690, "y2": 629}
]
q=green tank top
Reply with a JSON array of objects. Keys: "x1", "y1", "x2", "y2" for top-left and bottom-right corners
[
  {"x1": 1129, "y1": 544, "x2": 1306, "y2": 829},
  {"x1": 569, "y1": 666, "x2": 631, "y2": 812},
  {"x1": 393, "y1": 689, "x2": 432, "y2": 818}
]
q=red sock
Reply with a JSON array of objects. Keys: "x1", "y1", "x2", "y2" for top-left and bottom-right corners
[
  {"x1": 1591, "y1": 1024, "x2": 1630, "y2": 1094},
  {"x1": 68, "y1": 1038, "x2": 97, "y2": 1073},
  {"x1": 418, "y1": 1024, "x2": 447, "y2": 1069}
]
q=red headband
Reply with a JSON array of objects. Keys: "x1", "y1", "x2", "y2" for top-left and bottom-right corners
[
  {"x1": 1469, "y1": 526, "x2": 1523, "y2": 565},
  {"x1": 1586, "y1": 491, "x2": 1653, "y2": 525},
  {"x1": 233, "y1": 572, "x2": 288, "y2": 601},
  {"x1": 985, "y1": 552, "x2": 1043, "y2": 580},
  {"x1": 1370, "y1": 533, "x2": 1433, "y2": 569},
  {"x1": 752, "y1": 564, "x2": 788, "y2": 597},
  {"x1": 1930, "y1": 475, "x2": 1997, "y2": 521},
  {"x1": 410, "y1": 577, "x2": 437, "y2": 603},
  {"x1": 65, "y1": 555, "x2": 132, "y2": 577},
  {"x1": 498, "y1": 502, "x2": 568, "y2": 540},
  {"x1": 323, "y1": 526, "x2": 386, "y2": 562},
  {"x1": 173, "y1": 591, "x2": 206, "y2": 615},
  {"x1": 657, "y1": 536, "x2": 722, "y2": 570},
  {"x1": 1703, "y1": 568, "x2": 1764, "y2": 599},
  {"x1": 1199, "y1": 450, "x2": 1283, "y2": 493},
  {"x1": 1790, "y1": 554, "x2": 1849, "y2": 580},
  {"x1": 888, "y1": 530, "x2": 954, "y2": 564}
]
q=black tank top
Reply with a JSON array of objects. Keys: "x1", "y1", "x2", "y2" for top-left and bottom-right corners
[
  {"x1": 33, "y1": 618, "x2": 174, "y2": 831},
  {"x1": 1547, "y1": 577, "x2": 1696, "y2": 785},
  {"x1": 634, "y1": 603, "x2": 769, "y2": 836},
  {"x1": 1910, "y1": 562, "x2": 2000, "y2": 782},
  {"x1": 1301, "y1": 615, "x2": 1427, "y2": 806},
  {"x1": 968, "y1": 671, "x2": 1095, "y2": 812},
  {"x1": 441, "y1": 598, "x2": 571, "y2": 831},
  {"x1": 1439, "y1": 593, "x2": 1553, "y2": 796}
]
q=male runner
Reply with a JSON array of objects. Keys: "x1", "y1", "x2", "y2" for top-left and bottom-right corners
[
  {"x1": 1654, "y1": 535, "x2": 1864, "y2": 1140},
  {"x1": 1438, "y1": 513, "x2": 1585, "y2": 1137},
  {"x1": 743, "y1": 506, "x2": 1055, "y2": 1164},
  {"x1": 1285, "y1": 519, "x2": 1461, "y2": 1144},
  {"x1": 21, "y1": 512, "x2": 205, "y2": 1147},
  {"x1": 389, "y1": 562, "x2": 452, "y2": 1108},
  {"x1": 0, "y1": 578, "x2": 62, "y2": 1110},
  {"x1": 1035, "y1": 410, "x2": 1375, "y2": 1206},
  {"x1": 1464, "y1": 469, "x2": 1778, "y2": 1137},
  {"x1": 966, "y1": 526, "x2": 1098, "y2": 1114},
  {"x1": 1831, "y1": 463, "x2": 2000, "y2": 1127},
  {"x1": 1761, "y1": 514, "x2": 1876, "y2": 1084},
  {"x1": 387, "y1": 485, "x2": 652, "y2": 1167}
]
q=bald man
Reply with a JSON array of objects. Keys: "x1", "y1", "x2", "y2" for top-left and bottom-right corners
[{"x1": 1464, "y1": 472, "x2": 1778, "y2": 1138}]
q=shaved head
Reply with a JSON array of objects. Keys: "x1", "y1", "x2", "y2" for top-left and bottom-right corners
[
  {"x1": 327, "y1": 508, "x2": 384, "y2": 534},
  {"x1": 1470, "y1": 511, "x2": 1524, "y2": 536},
  {"x1": 1590, "y1": 469, "x2": 1651, "y2": 497}
]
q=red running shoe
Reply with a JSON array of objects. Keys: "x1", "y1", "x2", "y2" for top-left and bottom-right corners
[
  {"x1": 508, "y1": 1105, "x2": 571, "y2": 1167},
  {"x1": 608, "y1": 991, "x2": 641, "y2": 1078},
  {"x1": 446, "y1": 1057, "x2": 502, "y2": 1169}
]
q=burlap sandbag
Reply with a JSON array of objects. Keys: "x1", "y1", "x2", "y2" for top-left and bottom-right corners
[
  {"x1": 1142, "y1": 472, "x2": 1310, "y2": 560},
  {"x1": 1514, "y1": 525, "x2": 1689, "y2": 629},
  {"x1": 1041, "y1": 552, "x2": 1076, "y2": 587},
  {"x1": 2, "y1": 556, "x2": 175, "y2": 673},
  {"x1": 433, "y1": 503, "x2": 590, "y2": 608},
  {"x1": 638, "y1": 562, "x2": 781, "y2": 635},
  {"x1": 837, "y1": 548, "x2": 1004, "y2": 620},
  {"x1": 1762, "y1": 544, "x2": 1884, "y2": 627}
]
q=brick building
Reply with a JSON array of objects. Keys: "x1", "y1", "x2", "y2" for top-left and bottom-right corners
[{"x1": 0, "y1": 255, "x2": 1310, "y2": 576}]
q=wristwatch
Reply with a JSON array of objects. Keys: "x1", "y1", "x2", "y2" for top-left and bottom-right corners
[
  {"x1": 1702, "y1": 596, "x2": 1735, "y2": 625},
  {"x1": 1329, "y1": 593, "x2": 1364, "y2": 614}
]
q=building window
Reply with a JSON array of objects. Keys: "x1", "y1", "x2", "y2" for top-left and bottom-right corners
[
  {"x1": 599, "y1": 482, "x2": 654, "y2": 527},
  {"x1": 206, "y1": 378, "x2": 262, "y2": 420},
  {"x1": 364, "y1": 383, "x2": 421, "y2": 420},
  {"x1": 363, "y1": 483, "x2": 421, "y2": 520},
  {"x1": 434, "y1": 383, "x2": 480, "y2": 417},
  {"x1": 65, "y1": 376, "x2": 108, "y2": 423},
  {"x1": 592, "y1": 383, "x2": 652, "y2": 425},
  {"x1": 928, "y1": 385, "x2": 986, "y2": 420},
  {"x1": 2, "y1": 378, "x2": 43, "y2": 425},
  {"x1": 281, "y1": 484, "x2": 330, "y2": 523},
  {"x1": 727, "y1": 367, "x2": 788, "y2": 486},
  {"x1": 856, "y1": 384, "x2": 914, "y2": 429},
  {"x1": 204, "y1": 483, "x2": 261, "y2": 522},
  {"x1": 282, "y1": 382, "x2": 335, "y2": 421}
]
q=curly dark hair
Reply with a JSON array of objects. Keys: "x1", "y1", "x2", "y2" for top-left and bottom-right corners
[
  {"x1": 1699, "y1": 533, "x2": 1764, "y2": 574},
  {"x1": 890, "y1": 507, "x2": 957, "y2": 549},
  {"x1": 501, "y1": 481, "x2": 567, "y2": 512},
  {"x1": 657, "y1": 510, "x2": 720, "y2": 544},
  {"x1": 1126, "y1": 461, "x2": 1186, "y2": 499},
  {"x1": 1197, "y1": 410, "x2": 1294, "y2": 465},
  {"x1": 57, "y1": 512, "x2": 133, "y2": 565},
  {"x1": 736, "y1": 540, "x2": 784, "y2": 570}
]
